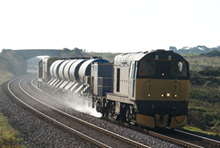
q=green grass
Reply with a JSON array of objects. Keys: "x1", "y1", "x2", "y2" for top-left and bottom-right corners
[
  {"x1": 0, "y1": 113, "x2": 25, "y2": 147},
  {"x1": 0, "y1": 113, "x2": 17, "y2": 137},
  {"x1": 181, "y1": 125, "x2": 220, "y2": 138}
]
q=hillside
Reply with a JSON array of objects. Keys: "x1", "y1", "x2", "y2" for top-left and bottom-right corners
[
  {"x1": 200, "y1": 50, "x2": 220, "y2": 57},
  {"x1": 183, "y1": 51, "x2": 220, "y2": 71},
  {"x1": 0, "y1": 50, "x2": 27, "y2": 84}
]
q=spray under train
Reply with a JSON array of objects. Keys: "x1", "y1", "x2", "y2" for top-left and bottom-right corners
[{"x1": 38, "y1": 49, "x2": 190, "y2": 128}]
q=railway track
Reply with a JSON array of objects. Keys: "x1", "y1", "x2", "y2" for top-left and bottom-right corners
[
  {"x1": 5, "y1": 75, "x2": 220, "y2": 147},
  {"x1": 31, "y1": 77, "x2": 220, "y2": 148},
  {"x1": 103, "y1": 117, "x2": 220, "y2": 148},
  {"x1": 173, "y1": 128, "x2": 220, "y2": 147},
  {"x1": 6, "y1": 76, "x2": 150, "y2": 148},
  {"x1": 145, "y1": 128, "x2": 220, "y2": 148}
]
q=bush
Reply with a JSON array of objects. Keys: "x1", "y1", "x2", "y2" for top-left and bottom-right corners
[{"x1": 189, "y1": 87, "x2": 211, "y2": 101}]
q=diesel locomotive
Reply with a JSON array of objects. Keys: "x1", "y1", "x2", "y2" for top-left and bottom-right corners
[{"x1": 38, "y1": 49, "x2": 189, "y2": 128}]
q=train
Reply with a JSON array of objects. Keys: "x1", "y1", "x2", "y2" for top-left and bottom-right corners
[{"x1": 38, "y1": 49, "x2": 189, "y2": 128}]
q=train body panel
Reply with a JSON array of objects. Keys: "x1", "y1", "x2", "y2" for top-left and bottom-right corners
[
  {"x1": 114, "y1": 52, "x2": 146, "y2": 96},
  {"x1": 136, "y1": 79, "x2": 189, "y2": 101},
  {"x1": 91, "y1": 63, "x2": 113, "y2": 97}
]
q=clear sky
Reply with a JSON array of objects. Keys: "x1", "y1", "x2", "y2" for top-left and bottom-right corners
[{"x1": 0, "y1": 0, "x2": 219, "y2": 53}]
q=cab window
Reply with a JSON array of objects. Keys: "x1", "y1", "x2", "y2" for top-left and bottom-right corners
[
  {"x1": 171, "y1": 61, "x2": 187, "y2": 77},
  {"x1": 138, "y1": 60, "x2": 155, "y2": 77}
]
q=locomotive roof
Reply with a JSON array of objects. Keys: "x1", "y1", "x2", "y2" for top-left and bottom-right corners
[
  {"x1": 114, "y1": 52, "x2": 147, "y2": 65},
  {"x1": 114, "y1": 50, "x2": 186, "y2": 65}
]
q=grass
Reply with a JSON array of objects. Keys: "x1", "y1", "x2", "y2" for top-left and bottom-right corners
[
  {"x1": 0, "y1": 113, "x2": 25, "y2": 147},
  {"x1": 182, "y1": 125, "x2": 220, "y2": 138}
]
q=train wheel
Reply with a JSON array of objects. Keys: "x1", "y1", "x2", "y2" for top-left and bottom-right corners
[
  {"x1": 126, "y1": 105, "x2": 136, "y2": 125},
  {"x1": 107, "y1": 101, "x2": 118, "y2": 120},
  {"x1": 96, "y1": 101, "x2": 102, "y2": 112}
]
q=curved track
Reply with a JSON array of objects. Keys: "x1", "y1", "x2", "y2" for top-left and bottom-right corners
[
  {"x1": 31, "y1": 76, "x2": 220, "y2": 148},
  {"x1": 4, "y1": 75, "x2": 220, "y2": 148},
  {"x1": 6, "y1": 75, "x2": 150, "y2": 148}
]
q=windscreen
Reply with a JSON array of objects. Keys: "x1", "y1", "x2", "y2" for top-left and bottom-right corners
[{"x1": 137, "y1": 60, "x2": 189, "y2": 79}]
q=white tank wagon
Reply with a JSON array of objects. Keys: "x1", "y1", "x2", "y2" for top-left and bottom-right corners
[
  {"x1": 69, "y1": 59, "x2": 86, "y2": 82},
  {"x1": 48, "y1": 59, "x2": 85, "y2": 90},
  {"x1": 48, "y1": 60, "x2": 65, "y2": 87},
  {"x1": 63, "y1": 60, "x2": 77, "y2": 81},
  {"x1": 58, "y1": 60, "x2": 71, "y2": 80},
  {"x1": 40, "y1": 57, "x2": 110, "y2": 94}
]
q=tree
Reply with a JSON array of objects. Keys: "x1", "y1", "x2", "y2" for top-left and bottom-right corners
[
  {"x1": 71, "y1": 48, "x2": 84, "y2": 57},
  {"x1": 169, "y1": 46, "x2": 177, "y2": 51}
]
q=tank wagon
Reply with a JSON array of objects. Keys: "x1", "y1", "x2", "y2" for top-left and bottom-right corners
[{"x1": 38, "y1": 50, "x2": 189, "y2": 128}]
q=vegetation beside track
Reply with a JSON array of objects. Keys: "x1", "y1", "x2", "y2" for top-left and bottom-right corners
[
  {"x1": 183, "y1": 52, "x2": 220, "y2": 137},
  {"x1": 0, "y1": 50, "x2": 27, "y2": 147},
  {"x1": 0, "y1": 113, "x2": 24, "y2": 147}
]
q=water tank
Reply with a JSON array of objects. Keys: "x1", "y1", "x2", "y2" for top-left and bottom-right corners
[
  {"x1": 63, "y1": 60, "x2": 77, "y2": 81},
  {"x1": 58, "y1": 60, "x2": 71, "y2": 80},
  {"x1": 50, "y1": 60, "x2": 59, "y2": 78},
  {"x1": 69, "y1": 59, "x2": 86, "y2": 82},
  {"x1": 50, "y1": 60, "x2": 64, "y2": 79}
]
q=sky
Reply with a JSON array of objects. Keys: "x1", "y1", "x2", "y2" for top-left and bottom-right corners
[{"x1": 0, "y1": 0, "x2": 220, "y2": 53}]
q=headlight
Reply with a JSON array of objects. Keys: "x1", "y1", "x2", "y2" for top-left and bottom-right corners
[{"x1": 166, "y1": 93, "x2": 170, "y2": 97}]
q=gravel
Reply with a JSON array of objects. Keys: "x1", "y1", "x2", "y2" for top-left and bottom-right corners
[
  {"x1": 0, "y1": 78, "x2": 182, "y2": 148},
  {"x1": 0, "y1": 84, "x2": 94, "y2": 148}
]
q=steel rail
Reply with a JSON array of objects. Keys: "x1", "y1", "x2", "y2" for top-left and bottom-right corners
[
  {"x1": 144, "y1": 129, "x2": 203, "y2": 148},
  {"x1": 7, "y1": 77, "x2": 110, "y2": 148},
  {"x1": 10, "y1": 76, "x2": 151, "y2": 148},
  {"x1": 30, "y1": 77, "x2": 151, "y2": 148},
  {"x1": 174, "y1": 129, "x2": 220, "y2": 147}
]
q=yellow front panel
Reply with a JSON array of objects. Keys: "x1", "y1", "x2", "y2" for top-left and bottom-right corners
[
  {"x1": 135, "y1": 79, "x2": 189, "y2": 101},
  {"x1": 170, "y1": 115, "x2": 187, "y2": 128},
  {"x1": 136, "y1": 114, "x2": 155, "y2": 128},
  {"x1": 155, "y1": 114, "x2": 169, "y2": 127}
]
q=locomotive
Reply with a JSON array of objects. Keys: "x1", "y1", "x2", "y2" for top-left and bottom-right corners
[{"x1": 38, "y1": 49, "x2": 189, "y2": 128}]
